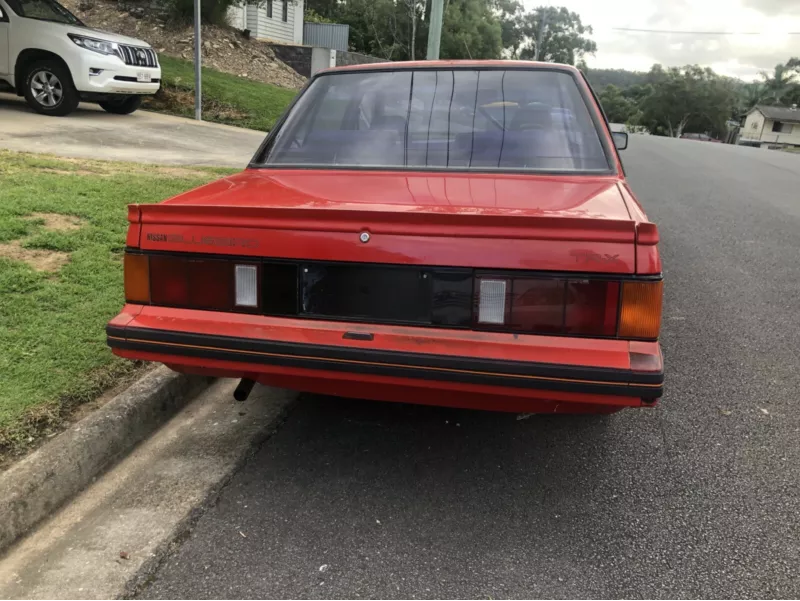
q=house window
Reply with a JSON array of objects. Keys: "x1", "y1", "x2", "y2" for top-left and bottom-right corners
[
  {"x1": 266, "y1": 0, "x2": 272, "y2": 18},
  {"x1": 772, "y1": 121, "x2": 793, "y2": 133},
  {"x1": 282, "y1": 0, "x2": 288, "y2": 22}
]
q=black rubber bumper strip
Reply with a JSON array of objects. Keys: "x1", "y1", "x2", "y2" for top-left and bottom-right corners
[{"x1": 106, "y1": 325, "x2": 664, "y2": 399}]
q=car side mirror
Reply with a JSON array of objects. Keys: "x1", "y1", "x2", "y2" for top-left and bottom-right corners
[
  {"x1": 612, "y1": 131, "x2": 628, "y2": 151},
  {"x1": 0, "y1": 7, "x2": 5, "y2": 19}
]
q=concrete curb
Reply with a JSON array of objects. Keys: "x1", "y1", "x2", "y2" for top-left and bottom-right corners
[{"x1": 0, "y1": 366, "x2": 212, "y2": 553}]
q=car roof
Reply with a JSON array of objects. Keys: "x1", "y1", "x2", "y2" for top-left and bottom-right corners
[{"x1": 319, "y1": 60, "x2": 581, "y2": 76}]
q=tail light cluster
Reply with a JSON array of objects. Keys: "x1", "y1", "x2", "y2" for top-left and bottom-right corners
[
  {"x1": 475, "y1": 276, "x2": 662, "y2": 339},
  {"x1": 124, "y1": 254, "x2": 261, "y2": 312},
  {"x1": 124, "y1": 252, "x2": 662, "y2": 341}
]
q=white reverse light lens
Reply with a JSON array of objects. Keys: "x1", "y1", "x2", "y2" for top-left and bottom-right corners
[
  {"x1": 235, "y1": 265, "x2": 258, "y2": 307},
  {"x1": 478, "y1": 279, "x2": 507, "y2": 324}
]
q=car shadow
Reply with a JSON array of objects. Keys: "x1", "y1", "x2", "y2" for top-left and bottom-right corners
[
  {"x1": 182, "y1": 392, "x2": 672, "y2": 597},
  {"x1": 0, "y1": 92, "x2": 120, "y2": 118}
]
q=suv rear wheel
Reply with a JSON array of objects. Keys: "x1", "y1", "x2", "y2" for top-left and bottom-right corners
[
  {"x1": 23, "y1": 60, "x2": 80, "y2": 117},
  {"x1": 99, "y1": 96, "x2": 142, "y2": 115}
]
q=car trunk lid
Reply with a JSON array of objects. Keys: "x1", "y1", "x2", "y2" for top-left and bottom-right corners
[{"x1": 131, "y1": 170, "x2": 637, "y2": 274}]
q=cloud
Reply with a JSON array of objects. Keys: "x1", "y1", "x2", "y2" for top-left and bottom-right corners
[
  {"x1": 742, "y1": 0, "x2": 800, "y2": 16},
  {"x1": 522, "y1": 0, "x2": 800, "y2": 79}
]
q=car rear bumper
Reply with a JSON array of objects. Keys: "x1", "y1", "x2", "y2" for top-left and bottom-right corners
[{"x1": 107, "y1": 305, "x2": 664, "y2": 412}]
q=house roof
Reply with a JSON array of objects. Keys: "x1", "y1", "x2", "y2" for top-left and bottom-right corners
[{"x1": 754, "y1": 105, "x2": 800, "y2": 123}]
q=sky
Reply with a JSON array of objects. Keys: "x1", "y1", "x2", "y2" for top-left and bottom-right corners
[{"x1": 522, "y1": 0, "x2": 800, "y2": 80}]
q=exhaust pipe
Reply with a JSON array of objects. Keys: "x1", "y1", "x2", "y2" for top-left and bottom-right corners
[{"x1": 234, "y1": 378, "x2": 256, "y2": 402}]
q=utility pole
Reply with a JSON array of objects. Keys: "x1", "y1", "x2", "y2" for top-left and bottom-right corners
[
  {"x1": 426, "y1": 0, "x2": 444, "y2": 60},
  {"x1": 194, "y1": 0, "x2": 202, "y2": 120},
  {"x1": 534, "y1": 7, "x2": 549, "y2": 62}
]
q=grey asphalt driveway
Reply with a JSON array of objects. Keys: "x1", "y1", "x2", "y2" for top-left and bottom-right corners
[
  {"x1": 0, "y1": 93, "x2": 265, "y2": 168},
  {"x1": 141, "y1": 137, "x2": 800, "y2": 599}
]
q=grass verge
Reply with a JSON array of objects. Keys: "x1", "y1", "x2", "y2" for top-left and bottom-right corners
[
  {"x1": 0, "y1": 150, "x2": 234, "y2": 462},
  {"x1": 144, "y1": 55, "x2": 298, "y2": 131}
]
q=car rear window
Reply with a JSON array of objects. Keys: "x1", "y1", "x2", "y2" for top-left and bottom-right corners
[{"x1": 261, "y1": 68, "x2": 611, "y2": 173}]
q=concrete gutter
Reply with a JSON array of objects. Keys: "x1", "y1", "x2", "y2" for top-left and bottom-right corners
[
  {"x1": 0, "y1": 367, "x2": 212, "y2": 553},
  {"x1": 0, "y1": 380, "x2": 296, "y2": 600}
]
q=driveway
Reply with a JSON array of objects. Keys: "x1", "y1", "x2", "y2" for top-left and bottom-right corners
[
  {"x1": 0, "y1": 93, "x2": 265, "y2": 168},
  {"x1": 141, "y1": 137, "x2": 800, "y2": 599}
]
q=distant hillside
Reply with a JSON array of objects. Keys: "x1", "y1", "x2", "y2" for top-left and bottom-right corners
[{"x1": 586, "y1": 68, "x2": 649, "y2": 90}]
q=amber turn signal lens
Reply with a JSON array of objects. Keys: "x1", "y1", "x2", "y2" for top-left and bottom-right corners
[
  {"x1": 619, "y1": 281, "x2": 663, "y2": 339},
  {"x1": 124, "y1": 253, "x2": 150, "y2": 304}
]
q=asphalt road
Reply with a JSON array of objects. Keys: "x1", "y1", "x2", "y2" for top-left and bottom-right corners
[
  {"x1": 140, "y1": 136, "x2": 800, "y2": 599},
  {"x1": 0, "y1": 93, "x2": 264, "y2": 167}
]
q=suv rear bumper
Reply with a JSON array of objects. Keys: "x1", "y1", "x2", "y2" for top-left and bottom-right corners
[{"x1": 107, "y1": 305, "x2": 664, "y2": 413}]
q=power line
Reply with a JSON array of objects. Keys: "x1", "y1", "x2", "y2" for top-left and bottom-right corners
[{"x1": 612, "y1": 27, "x2": 800, "y2": 35}]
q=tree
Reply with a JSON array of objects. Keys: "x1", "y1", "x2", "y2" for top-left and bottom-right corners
[
  {"x1": 759, "y1": 62, "x2": 799, "y2": 104},
  {"x1": 597, "y1": 84, "x2": 636, "y2": 123},
  {"x1": 399, "y1": 0, "x2": 423, "y2": 60},
  {"x1": 308, "y1": 0, "x2": 503, "y2": 61},
  {"x1": 514, "y1": 6, "x2": 596, "y2": 65},
  {"x1": 735, "y1": 81, "x2": 766, "y2": 114},
  {"x1": 640, "y1": 65, "x2": 735, "y2": 138},
  {"x1": 587, "y1": 68, "x2": 648, "y2": 90},
  {"x1": 439, "y1": 0, "x2": 503, "y2": 60},
  {"x1": 494, "y1": 0, "x2": 525, "y2": 58},
  {"x1": 329, "y1": 0, "x2": 407, "y2": 59}
]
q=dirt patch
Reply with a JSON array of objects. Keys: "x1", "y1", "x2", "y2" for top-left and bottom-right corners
[
  {"x1": 59, "y1": 0, "x2": 306, "y2": 90},
  {"x1": 27, "y1": 213, "x2": 85, "y2": 232},
  {"x1": 143, "y1": 86, "x2": 251, "y2": 124},
  {"x1": 37, "y1": 168, "x2": 105, "y2": 176},
  {"x1": 0, "y1": 241, "x2": 70, "y2": 272}
]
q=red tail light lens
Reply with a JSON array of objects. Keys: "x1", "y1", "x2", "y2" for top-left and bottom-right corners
[
  {"x1": 510, "y1": 278, "x2": 565, "y2": 333},
  {"x1": 147, "y1": 255, "x2": 243, "y2": 311},
  {"x1": 188, "y1": 260, "x2": 234, "y2": 310},
  {"x1": 149, "y1": 256, "x2": 189, "y2": 307},
  {"x1": 564, "y1": 280, "x2": 619, "y2": 336}
]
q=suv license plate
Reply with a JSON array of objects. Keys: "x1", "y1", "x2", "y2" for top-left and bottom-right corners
[{"x1": 136, "y1": 72, "x2": 152, "y2": 83}]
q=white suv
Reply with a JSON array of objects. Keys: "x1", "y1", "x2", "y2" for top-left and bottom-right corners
[{"x1": 0, "y1": 0, "x2": 160, "y2": 116}]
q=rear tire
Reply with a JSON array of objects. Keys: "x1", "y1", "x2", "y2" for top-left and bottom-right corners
[
  {"x1": 99, "y1": 96, "x2": 142, "y2": 115},
  {"x1": 23, "y1": 60, "x2": 80, "y2": 117}
]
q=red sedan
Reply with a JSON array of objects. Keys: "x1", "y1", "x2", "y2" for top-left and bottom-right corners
[{"x1": 107, "y1": 61, "x2": 664, "y2": 415}]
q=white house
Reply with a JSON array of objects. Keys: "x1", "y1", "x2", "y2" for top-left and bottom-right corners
[
  {"x1": 739, "y1": 105, "x2": 800, "y2": 148},
  {"x1": 228, "y1": 0, "x2": 304, "y2": 45}
]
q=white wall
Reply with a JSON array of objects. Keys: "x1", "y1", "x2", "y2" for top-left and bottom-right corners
[
  {"x1": 253, "y1": 0, "x2": 303, "y2": 44},
  {"x1": 246, "y1": 4, "x2": 260, "y2": 34},
  {"x1": 741, "y1": 110, "x2": 800, "y2": 146},
  {"x1": 740, "y1": 110, "x2": 765, "y2": 142},
  {"x1": 293, "y1": 0, "x2": 304, "y2": 44},
  {"x1": 758, "y1": 119, "x2": 800, "y2": 146},
  {"x1": 310, "y1": 47, "x2": 336, "y2": 75},
  {"x1": 226, "y1": 4, "x2": 246, "y2": 30}
]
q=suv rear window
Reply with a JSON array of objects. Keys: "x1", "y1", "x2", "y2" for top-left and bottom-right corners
[{"x1": 262, "y1": 68, "x2": 611, "y2": 173}]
